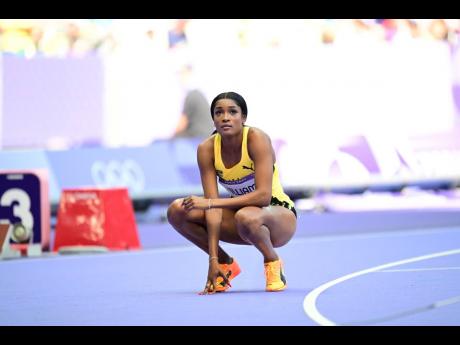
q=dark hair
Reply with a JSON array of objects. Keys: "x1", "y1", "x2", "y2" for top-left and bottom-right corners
[{"x1": 210, "y1": 92, "x2": 248, "y2": 119}]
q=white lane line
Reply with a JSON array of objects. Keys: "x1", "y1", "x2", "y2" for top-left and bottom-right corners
[
  {"x1": 303, "y1": 248, "x2": 460, "y2": 326},
  {"x1": 379, "y1": 267, "x2": 460, "y2": 273},
  {"x1": 342, "y1": 295, "x2": 460, "y2": 325},
  {"x1": 434, "y1": 295, "x2": 460, "y2": 307}
]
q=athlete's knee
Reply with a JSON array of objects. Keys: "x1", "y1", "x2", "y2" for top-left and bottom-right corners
[
  {"x1": 235, "y1": 208, "x2": 263, "y2": 235},
  {"x1": 167, "y1": 198, "x2": 185, "y2": 226}
]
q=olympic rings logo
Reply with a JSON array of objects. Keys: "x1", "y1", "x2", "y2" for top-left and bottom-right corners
[{"x1": 91, "y1": 160, "x2": 145, "y2": 193}]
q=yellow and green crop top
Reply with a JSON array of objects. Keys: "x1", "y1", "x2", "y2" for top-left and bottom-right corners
[{"x1": 213, "y1": 126, "x2": 296, "y2": 216}]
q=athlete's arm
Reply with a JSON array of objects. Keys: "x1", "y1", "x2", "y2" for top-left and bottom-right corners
[
  {"x1": 196, "y1": 138, "x2": 222, "y2": 260},
  {"x1": 194, "y1": 138, "x2": 230, "y2": 294}
]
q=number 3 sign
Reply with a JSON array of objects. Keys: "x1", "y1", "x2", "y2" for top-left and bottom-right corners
[{"x1": 0, "y1": 170, "x2": 50, "y2": 256}]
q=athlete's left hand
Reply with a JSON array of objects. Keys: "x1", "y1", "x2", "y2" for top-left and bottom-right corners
[{"x1": 182, "y1": 195, "x2": 209, "y2": 211}]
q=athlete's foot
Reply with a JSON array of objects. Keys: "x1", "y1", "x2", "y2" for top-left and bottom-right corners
[
  {"x1": 264, "y1": 259, "x2": 287, "y2": 292},
  {"x1": 215, "y1": 258, "x2": 241, "y2": 292}
]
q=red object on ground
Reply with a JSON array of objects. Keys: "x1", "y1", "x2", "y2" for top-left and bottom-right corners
[{"x1": 53, "y1": 187, "x2": 141, "y2": 251}]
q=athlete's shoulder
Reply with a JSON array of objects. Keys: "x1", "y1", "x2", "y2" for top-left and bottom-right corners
[
  {"x1": 197, "y1": 135, "x2": 215, "y2": 155},
  {"x1": 247, "y1": 126, "x2": 272, "y2": 143}
]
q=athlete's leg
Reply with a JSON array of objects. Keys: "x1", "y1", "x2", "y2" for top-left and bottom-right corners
[
  {"x1": 234, "y1": 205, "x2": 296, "y2": 263},
  {"x1": 167, "y1": 198, "x2": 250, "y2": 263}
]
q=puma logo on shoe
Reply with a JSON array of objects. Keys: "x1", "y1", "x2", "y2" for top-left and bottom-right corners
[{"x1": 219, "y1": 270, "x2": 232, "y2": 286}]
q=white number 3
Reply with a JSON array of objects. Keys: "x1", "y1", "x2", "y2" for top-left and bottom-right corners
[{"x1": 0, "y1": 189, "x2": 34, "y2": 230}]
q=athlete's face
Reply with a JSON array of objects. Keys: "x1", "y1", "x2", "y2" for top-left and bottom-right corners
[{"x1": 212, "y1": 99, "x2": 246, "y2": 136}]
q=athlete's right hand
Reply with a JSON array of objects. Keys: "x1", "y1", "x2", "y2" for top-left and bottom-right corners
[{"x1": 199, "y1": 261, "x2": 231, "y2": 295}]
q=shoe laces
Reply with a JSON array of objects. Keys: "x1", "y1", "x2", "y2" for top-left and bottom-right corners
[{"x1": 264, "y1": 261, "x2": 281, "y2": 283}]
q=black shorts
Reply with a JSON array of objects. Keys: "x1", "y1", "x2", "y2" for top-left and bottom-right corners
[{"x1": 270, "y1": 196, "x2": 297, "y2": 218}]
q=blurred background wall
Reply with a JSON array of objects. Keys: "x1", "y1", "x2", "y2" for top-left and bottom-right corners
[{"x1": 1, "y1": 19, "x2": 460, "y2": 197}]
